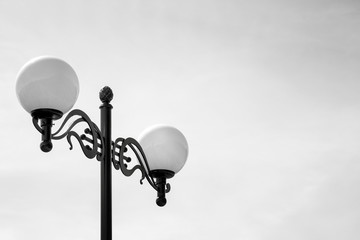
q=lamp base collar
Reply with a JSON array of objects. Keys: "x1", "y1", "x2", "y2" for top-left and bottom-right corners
[
  {"x1": 31, "y1": 108, "x2": 63, "y2": 120},
  {"x1": 149, "y1": 170, "x2": 175, "y2": 179}
]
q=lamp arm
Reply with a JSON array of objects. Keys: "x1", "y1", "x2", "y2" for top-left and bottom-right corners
[
  {"x1": 32, "y1": 108, "x2": 170, "y2": 204},
  {"x1": 112, "y1": 137, "x2": 159, "y2": 191},
  {"x1": 32, "y1": 109, "x2": 103, "y2": 160}
]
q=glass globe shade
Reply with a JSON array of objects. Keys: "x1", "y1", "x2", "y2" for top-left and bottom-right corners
[
  {"x1": 139, "y1": 125, "x2": 189, "y2": 174},
  {"x1": 16, "y1": 56, "x2": 79, "y2": 115}
]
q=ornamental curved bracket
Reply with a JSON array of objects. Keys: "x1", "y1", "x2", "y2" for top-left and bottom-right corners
[
  {"x1": 31, "y1": 108, "x2": 171, "y2": 197},
  {"x1": 112, "y1": 137, "x2": 159, "y2": 191},
  {"x1": 33, "y1": 109, "x2": 103, "y2": 160}
]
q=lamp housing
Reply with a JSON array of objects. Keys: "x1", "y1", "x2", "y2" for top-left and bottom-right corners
[
  {"x1": 16, "y1": 56, "x2": 79, "y2": 115},
  {"x1": 139, "y1": 125, "x2": 189, "y2": 175}
]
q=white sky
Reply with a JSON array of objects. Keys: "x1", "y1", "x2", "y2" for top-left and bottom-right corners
[{"x1": 1, "y1": 0, "x2": 360, "y2": 239}]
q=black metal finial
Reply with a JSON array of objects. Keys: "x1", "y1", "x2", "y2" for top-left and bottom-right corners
[{"x1": 99, "y1": 86, "x2": 113, "y2": 103}]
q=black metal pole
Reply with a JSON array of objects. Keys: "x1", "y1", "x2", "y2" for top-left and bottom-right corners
[{"x1": 99, "y1": 87, "x2": 114, "y2": 240}]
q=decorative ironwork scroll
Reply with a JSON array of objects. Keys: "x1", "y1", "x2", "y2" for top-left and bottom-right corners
[
  {"x1": 50, "y1": 109, "x2": 103, "y2": 160},
  {"x1": 32, "y1": 108, "x2": 170, "y2": 194},
  {"x1": 112, "y1": 137, "x2": 159, "y2": 191}
]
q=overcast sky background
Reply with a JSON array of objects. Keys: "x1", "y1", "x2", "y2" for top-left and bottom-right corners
[{"x1": 1, "y1": 0, "x2": 360, "y2": 239}]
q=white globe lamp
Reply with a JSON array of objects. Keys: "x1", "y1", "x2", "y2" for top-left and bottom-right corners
[{"x1": 16, "y1": 56, "x2": 79, "y2": 119}]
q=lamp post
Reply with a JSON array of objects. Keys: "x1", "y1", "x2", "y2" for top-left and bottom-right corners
[{"x1": 15, "y1": 56, "x2": 189, "y2": 240}]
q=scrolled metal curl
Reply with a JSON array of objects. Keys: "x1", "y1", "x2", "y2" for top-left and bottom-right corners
[
  {"x1": 32, "y1": 108, "x2": 169, "y2": 197},
  {"x1": 51, "y1": 109, "x2": 103, "y2": 160},
  {"x1": 112, "y1": 137, "x2": 159, "y2": 191}
]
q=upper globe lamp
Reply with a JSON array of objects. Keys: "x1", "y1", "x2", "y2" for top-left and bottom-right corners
[
  {"x1": 16, "y1": 56, "x2": 79, "y2": 152},
  {"x1": 16, "y1": 56, "x2": 79, "y2": 119}
]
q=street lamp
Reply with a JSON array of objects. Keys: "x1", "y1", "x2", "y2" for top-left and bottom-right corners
[{"x1": 15, "y1": 56, "x2": 189, "y2": 240}]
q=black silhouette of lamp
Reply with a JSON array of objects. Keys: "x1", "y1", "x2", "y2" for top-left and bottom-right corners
[{"x1": 15, "y1": 56, "x2": 189, "y2": 240}]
